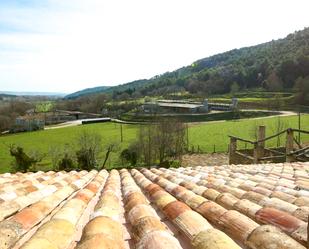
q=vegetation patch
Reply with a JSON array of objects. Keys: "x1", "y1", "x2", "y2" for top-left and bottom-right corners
[
  {"x1": 120, "y1": 110, "x2": 278, "y2": 123},
  {"x1": 0, "y1": 115, "x2": 308, "y2": 173}
]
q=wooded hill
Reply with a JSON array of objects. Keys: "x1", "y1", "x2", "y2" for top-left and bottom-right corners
[{"x1": 67, "y1": 27, "x2": 309, "y2": 101}]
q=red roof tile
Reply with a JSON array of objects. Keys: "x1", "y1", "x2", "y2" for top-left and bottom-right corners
[{"x1": 0, "y1": 162, "x2": 307, "y2": 249}]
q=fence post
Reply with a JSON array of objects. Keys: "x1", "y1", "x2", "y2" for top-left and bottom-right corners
[
  {"x1": 307, "y1": 216, "x2": 309, "y2": 249},
  {"x1": 229, "y1": 137, "x2": 237, "y2": 164},
  {"x1": 258, "y1": 126, "x2": 266, "y2": 149},
  {"x1": 286, "y1": 128, "x2": 294, "y2": 162},
  {"x1": 253, "y1": 126, "x2": 266, "y2": 163},
  {"x1": 253, "y1": 143, "x2": 258, "y2": 164}
]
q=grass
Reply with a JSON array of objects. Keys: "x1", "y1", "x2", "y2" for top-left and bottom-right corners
[
  {"x1": 0, "y1": 123, "x2": 138, "y2": 173},
  {"x1": 121, "y1": 111, "x2": 277, "y2": 123},
  {"x1": 1, "y1": 114, "x2": 309, "y2": 173},
  {"x1": 188, "y1": 114, "x2": 309, "y2": 153}
]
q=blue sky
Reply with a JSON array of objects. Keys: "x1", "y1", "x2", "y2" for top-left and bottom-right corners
[{"x1": 0, "y1": 0, "x2": 308, "y2": 93}]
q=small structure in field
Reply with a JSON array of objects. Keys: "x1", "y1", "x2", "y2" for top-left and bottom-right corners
[
  {"x1": 13, "y1": 115, "x2": 45, "y2": 132},
  {"x1": 44, "y1": 110, "x2": 102, "y2": 125},
  {"x1": 142, "y1": 98, "x2": 238, "y2": 114}
]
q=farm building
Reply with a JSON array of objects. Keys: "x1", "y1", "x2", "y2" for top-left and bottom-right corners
[
  {"x1": 13, "y1": 115, "x2": 45, "y2": 132},
  {"x1": 142, "y1": 98, "x2": 238, "y2": 114},
  {"x1": 45, "y1": 110, "x2": 102, "y2": 125},
  {"x1": 0, "y1": 162, "x2": 308, "y2": 248}
]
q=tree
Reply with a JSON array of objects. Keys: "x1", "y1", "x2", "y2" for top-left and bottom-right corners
[
  {"x1": 0, "y1": 115, "x2": 11, "y2": 132},
  {"x1": 10, "y1": 145, "x2": 44, "y2": 172},
  {"x1": 120, "y1": 144, "x2": 138, "y2": 166},
  {"x1": 270, "y1": 117, "x2": 289, "y2": 147},
  {"x1": 49, "y1": 144, "x2": 76, "y2": 171},
  {"x1": 101, "y1": 142, "x2": 119, "y2": 169},
  {"x1": 265, "y1": 71, "x2": 283, "y2": 91},
  {"x1": 294, "y1": 76, "x2": 309, "y2": 105},
  {"x1": 76, "y1": 131, "x2": 102, "y2": 170},
  {"x1": 230, "y1": 82, "x2": 240, "y2": 96},
  {"x1": 58, "y1": 153, "x2": 75, "y2": 171},
  {"x1": 133, "y1": 118, "x2": 187, "y2": 166},
  {"x1": 0, "y1": 100, "x2": 34, "y2": 132}
]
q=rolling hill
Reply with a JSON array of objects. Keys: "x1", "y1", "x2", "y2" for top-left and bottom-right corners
[
  {"x1": 65, "y1": 86, "x2": 110, "y2": 99},
  {"x1": 67, "y1": 27, "x2": 309, "y2": 99}
]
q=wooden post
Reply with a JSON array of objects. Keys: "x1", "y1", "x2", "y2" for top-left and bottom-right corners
[
  {"x1": 307, "y1": 216, "x2": 309, "y2": 248},
  {"x1": 258, "y1": 126, "x2": 266, "y2": 148},
  {"x1": 307, "y1": 215, "x2": 309, "y2": 249},
  {"x1": 120, "y1": 124, "x2": 123, "y2": 142},
  {"x1": 253, "y1": 143, "x2": 259, "y2": 164},
  {"x1": 286, "y1": 128, "x2": 294, "y2": 162},
  {"x1": 186, "y1": 124, "x2": 189, "y2": 151},
  {"x1": 229, "y1": 137, "x2": 237, "y2": 164},
  {"x1": 253, "y1": 126, "x2": 266, "y2": 164},
  {"x1": 298, "y1": 111, "x2": 301, "y2": 144}
]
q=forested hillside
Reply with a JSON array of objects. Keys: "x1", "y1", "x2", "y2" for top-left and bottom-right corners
[
  {"x1": 69, "y1": 28, "x2": 309, "y2": 103},
  {"x1": 65, "y1": 86, "x2": 110, "y2": 99},
  {"x1": 132, "y1": 27, "x2": 309, "y2": 98}
]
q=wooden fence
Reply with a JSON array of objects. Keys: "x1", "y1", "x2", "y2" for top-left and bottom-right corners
[{"x1": 229, "y1": 126, "x2": 309, "y2": 164}]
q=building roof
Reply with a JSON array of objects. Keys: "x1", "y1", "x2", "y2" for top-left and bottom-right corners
[
  {"x1": 0, "y1": 162, "x2": 308, "y2": 249},
  {"x1": 145, "y1": 101, "x2": 203, "y2": 109},
  {"x1": 16, "y1": 114, "x2": 45, "y2": 121},
  {"x1": 158, "y1": 102, "x2": 203, "y2": 109}
]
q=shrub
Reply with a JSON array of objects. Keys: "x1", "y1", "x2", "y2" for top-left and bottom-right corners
[
  {"x1": 76, "y1": 131, "x2": 102, "y2": 170},
  {"x1": 120, "y1": 146, "x2": 138, "y2": 166},
  {"x1": 10, "y1": 145, "x2": 43, "y2": 172},
  {"x1": 58, "y1": 153, "x2": 75, "y2": 171}
]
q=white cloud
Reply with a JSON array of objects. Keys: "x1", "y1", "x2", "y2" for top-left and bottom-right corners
[{"x1": 0, "y1": 0, "x2": 308, "y2": 93}]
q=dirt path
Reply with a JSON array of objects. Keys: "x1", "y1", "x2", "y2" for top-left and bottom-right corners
[
  {"x1": 182, "y1": 153, "x2": 229, "y2": 167},
  {"x1": 45, "y1": 110, "x2": 297, "y2": 130},
  {"x1": 44, "y1": 120, "x2": 82, "y2": 130}
]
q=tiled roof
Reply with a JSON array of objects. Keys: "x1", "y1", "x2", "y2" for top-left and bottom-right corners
[{"x1": 0, "y1": 162, "x2": 308, "y2": 249}]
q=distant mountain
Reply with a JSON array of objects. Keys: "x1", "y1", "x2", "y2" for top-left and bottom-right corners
[
  {"x1": 65, "y1": 86, "x2": 110, "y2": 99},
  {"x1": 103, "y1": 79, "x2": 149, "y2": 94},
  {"x1": 0, "y1": 91, "x2": 66, "y2": 97},
  {"x1": 69, "y1": 27, "x2": 309, "y2": 99},
  {"x1": 0, "y1": 93, "x2": 16, "y2": 97},
  {"x1": 65, "y1": 80, "x2": 149, "y2": 99}
]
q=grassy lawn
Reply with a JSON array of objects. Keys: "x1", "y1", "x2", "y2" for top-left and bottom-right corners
[
  {"x1": 121, "y1": 111, "x2": 277, "y2": 123},
  {"x1": 188, "y1": 114, "x2": 309, "y2": 153},
  {"x1": 0, "y1": 123, "x2": 138, "y2": 173},
  {"x1": 1, "y1": 114, "x2": 308, "y2": 173}
]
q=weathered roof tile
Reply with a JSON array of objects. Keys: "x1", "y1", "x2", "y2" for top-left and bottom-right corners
[{"x1": 0, "y1": 162, "x2": 308, "y2": 248}]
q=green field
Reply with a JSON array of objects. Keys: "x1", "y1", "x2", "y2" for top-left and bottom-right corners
[
  {"x1": 121, "y1": 111, "x2": 278, "y2": 123},
  {"x1": 188, "y1": 114, "x2": 309, "y2": 152},
  {"x1": 0, "y1": 123, "x2": 138, "y2": 173},
  {"x1": 1, "y1": 114, "x2": 308, "y2": 173}
]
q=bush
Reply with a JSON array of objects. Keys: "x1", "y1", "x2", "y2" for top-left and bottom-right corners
[
  {"x1": 58, "y1": 153, "x2": 75, "y2": 171},
  {"x1": 120, "y1": 146, "x2": 138, "y2": 166},
  {"x1": 76, "y1": 131, "x2": 102, "y2": 170},
  {"x1": 10, "y1": 145, "x2": 43, "y2": 172},
  {"x1": 159, "y1": 159, "x2": 181, "y2": 168}
]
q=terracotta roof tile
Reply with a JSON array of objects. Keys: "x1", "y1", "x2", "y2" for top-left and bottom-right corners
[{"x1": 0, "y1": 162, "x2": 308, "y2": 248}]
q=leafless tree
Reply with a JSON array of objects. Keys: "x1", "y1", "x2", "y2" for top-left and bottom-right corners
[
  {"x1": 249, "y1": 121, "x2": 261, "y2": 141},
  {"x1": 270, "y1": 117, "x2": 289, "y2": 147},
  {"x1": 102, "y1": 142, "x2": 119, "y2": 169},
  {"x1": 135, "y1": 118, "x2": 187, "y2": 166},
  {"x1": 76, "y1": 131, "x2": 102, "y2": 170}
]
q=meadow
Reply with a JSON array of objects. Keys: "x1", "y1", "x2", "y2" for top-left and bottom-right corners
[
  {"x1": 0, "y1": 123, "x2": 138, "y2": 173},
  {"x1": 189, "y1": 114, "x2": 309, "y2": 152},
  {"x1": 0, "y1": 114, "x2": 308, "y2": 173}
]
